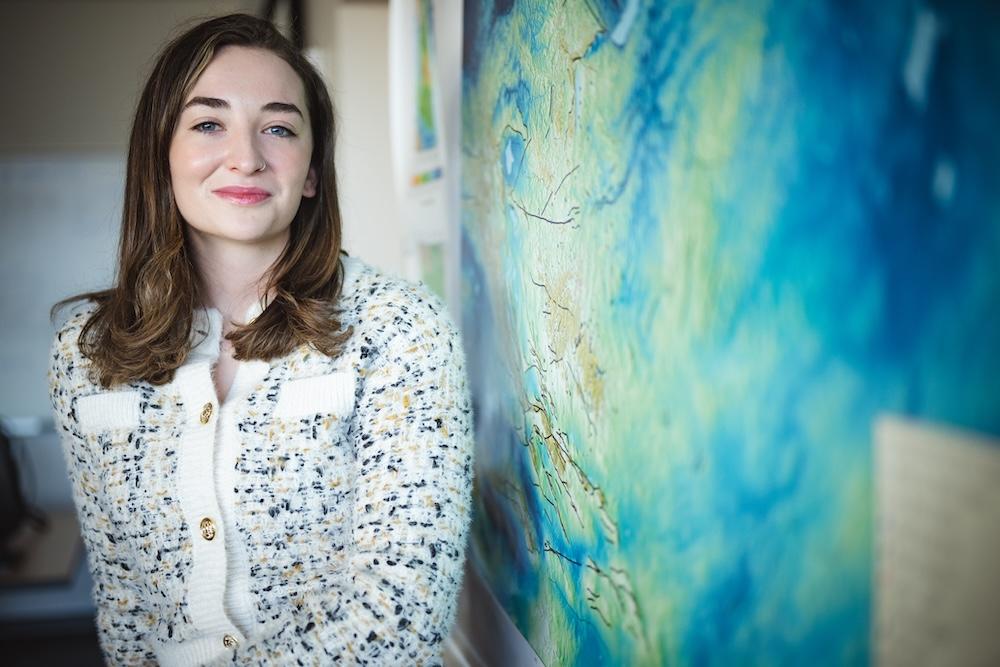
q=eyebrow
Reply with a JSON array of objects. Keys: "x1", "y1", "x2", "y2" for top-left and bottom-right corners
[{"x1": 182, "y1": 96, "x2": 303, "y2": 118}]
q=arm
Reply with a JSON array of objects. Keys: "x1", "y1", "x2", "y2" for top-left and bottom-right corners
[
  {"x1": 214, "y1": 297, "x2": 474, "y2": 666},
  {"x1": 48, "y1": 322, "x2": 157, "y2": 666}
]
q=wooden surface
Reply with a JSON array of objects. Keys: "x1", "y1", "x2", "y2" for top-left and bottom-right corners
[{"x1": 0, "y1": 511, "x2": 82, "y2": 588}]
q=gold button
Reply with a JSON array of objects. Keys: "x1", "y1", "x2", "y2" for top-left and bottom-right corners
[
  {"x1": 200, "y1": 402, "x2": 214, "y2": 424},
  {"x1": 199, "y1": 517, "x2": 217, "y2": 541},
  {"x1": 223, "y1": 634, "x2": 238, "y2": 649}
]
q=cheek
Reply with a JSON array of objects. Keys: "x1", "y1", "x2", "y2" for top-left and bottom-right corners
[
  {"x1": 265, "y1": 143, "x2": 312, "y2": 175},
  {"x1": 169, "y1": 141, "x2": 220, "y2": 185},
  {"x1": 262, "y1": 136, "x2": 312, "y2": 172}
]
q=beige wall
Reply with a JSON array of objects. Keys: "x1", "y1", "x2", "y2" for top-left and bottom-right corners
[{"x1": 0, "y1": 0, "x2": 254, "y2": 155}]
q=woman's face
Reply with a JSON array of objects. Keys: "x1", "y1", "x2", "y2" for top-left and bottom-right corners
[{"x1": 169, "y1": 45, "x2": 317, "y2": 249}]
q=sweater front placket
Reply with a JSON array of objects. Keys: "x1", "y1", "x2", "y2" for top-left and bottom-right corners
[{"x1": 154, "y1": 302, "x2": 270, "y2": 666}]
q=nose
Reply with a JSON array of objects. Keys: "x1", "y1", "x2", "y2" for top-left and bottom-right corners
[{"x1": 227, "y1": 128, "x2": 265, "y2": 174}]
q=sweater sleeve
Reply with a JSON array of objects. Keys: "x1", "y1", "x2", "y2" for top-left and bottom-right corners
[
  {"x1": 48, "y1": 320, "x2": 158, "y2": 667},
  {"x1": 210, "y1": 295, "x2": 475, "y2": 666}
]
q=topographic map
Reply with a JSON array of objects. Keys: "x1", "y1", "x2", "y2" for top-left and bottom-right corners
[{"x1": 460, "y1": 1, "x2": 1000, "y2": 664}]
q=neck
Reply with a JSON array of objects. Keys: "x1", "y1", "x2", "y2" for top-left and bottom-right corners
[{"x1": 187, "y1": 230, "x2": 286, "y2": 329}]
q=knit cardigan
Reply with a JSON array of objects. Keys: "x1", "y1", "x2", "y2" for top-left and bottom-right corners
[{"x1": 48, "y1": 256, "x2": 474, "y2": 666}]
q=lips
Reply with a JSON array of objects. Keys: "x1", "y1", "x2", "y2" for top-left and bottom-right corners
[{"x1": 212, "y1": 186, "x2": 272, "y2": 205}]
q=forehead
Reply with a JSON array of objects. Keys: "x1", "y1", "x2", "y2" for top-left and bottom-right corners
[{"x1": 185, "y1": 45, "x2": 308, "y2": 110}]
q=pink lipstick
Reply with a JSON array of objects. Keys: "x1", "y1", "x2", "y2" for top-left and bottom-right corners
[{"x1": 212, "y1": 186, "x2": 271, "y2": 205}]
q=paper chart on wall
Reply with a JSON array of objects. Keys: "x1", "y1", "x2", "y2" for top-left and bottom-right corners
[{"x1": 874, "y1": 415, "x2": 1000, "y2": 667}]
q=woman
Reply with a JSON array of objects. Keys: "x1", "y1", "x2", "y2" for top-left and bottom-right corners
[{"x1": 48, "y1": 13, "x2": 472, "y2": 666}]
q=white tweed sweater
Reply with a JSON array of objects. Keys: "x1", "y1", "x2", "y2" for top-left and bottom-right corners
[{"x1": 48, "y1": 256, "x2": 474, "y2": 666}]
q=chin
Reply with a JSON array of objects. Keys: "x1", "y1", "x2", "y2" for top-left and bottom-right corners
[
  {"x1": 188, "y1": 223, "x2": 286, "y2": 247},
  {"x1": 224, "y1": 228, "x2": 288, "y2": 246}
]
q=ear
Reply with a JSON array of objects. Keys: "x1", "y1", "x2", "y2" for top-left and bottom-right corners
[{"x1": 302, "y1": 166, "x2": 318, "y2": 198}]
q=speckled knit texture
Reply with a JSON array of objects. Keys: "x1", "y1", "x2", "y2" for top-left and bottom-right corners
[{"x1": 48, "y1": 257, "x2": 474, "y2": 666}]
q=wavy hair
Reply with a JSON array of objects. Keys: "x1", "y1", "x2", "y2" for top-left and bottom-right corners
[{"x1": 53, "y1": 13, "x2": 351, "y2": 387}]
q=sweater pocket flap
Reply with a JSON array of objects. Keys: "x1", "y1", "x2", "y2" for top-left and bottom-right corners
[
  {"x1": 273, "y1": 372, "x2": 355, "y2": 419},
  {"x1": 76, "y1": 390, "x2": 142, "y2": 431}
]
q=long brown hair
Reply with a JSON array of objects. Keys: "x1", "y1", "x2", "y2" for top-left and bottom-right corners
[{"x1": 53, "y1": 13, "x2": 350, "y2": 387}]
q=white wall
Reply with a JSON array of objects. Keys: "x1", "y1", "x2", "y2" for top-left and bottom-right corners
[
  {"x1": 314, "y1": 1, "x2": 406, "y2": 276},
  {"x1": 0, "y1": 155, "x2": 121, "y2": 424}
]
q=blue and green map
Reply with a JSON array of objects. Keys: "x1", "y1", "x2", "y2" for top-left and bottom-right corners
[{"x1": 460, "y1": 1, "x2": 1000, "y2": 664}]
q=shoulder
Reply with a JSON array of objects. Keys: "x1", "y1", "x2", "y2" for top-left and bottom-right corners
[
  {"x1": 339, "y1": 254, "x2": 460, "y2": 352},
  {"x1": 48, "y1": 300, "x2": 100, "y2": 389},
  {"x1": 52, "y1": 300, "x2": 98, "y2": 346}
]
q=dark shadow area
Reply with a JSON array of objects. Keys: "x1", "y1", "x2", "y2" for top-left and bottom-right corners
[{"x1": 0, "y1": 616, "x2": 103, "y2": 667}]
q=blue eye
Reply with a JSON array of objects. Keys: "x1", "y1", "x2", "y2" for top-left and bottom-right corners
[
  {"x1": 266, "y1": 126, "x2": 296, "y2": 138},
  {"x1": 193, "y1": 121, "x2": 221, "y2": 133}
]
